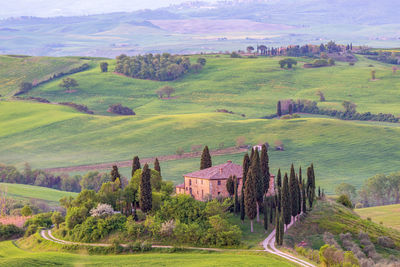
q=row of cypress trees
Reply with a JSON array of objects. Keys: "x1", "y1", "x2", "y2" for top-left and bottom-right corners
[
  {"x1": 130, "y1": 156, "x2": 162, "y2": 213},
  {"x1": 274, "y1": 164, "x2": 316, "y2": 245}
]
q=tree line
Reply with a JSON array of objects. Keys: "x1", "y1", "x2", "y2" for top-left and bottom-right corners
[
  {"x1": 336, "y1": 171, "x2": 400, "y2": 208},
  {"x1": 272, "y1": 99, "x2": 399, "y2": 123}
]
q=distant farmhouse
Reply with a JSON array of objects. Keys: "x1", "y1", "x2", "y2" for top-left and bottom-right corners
[{"x1": 176, "y1": 160, "x2": 275, "y2": 201}]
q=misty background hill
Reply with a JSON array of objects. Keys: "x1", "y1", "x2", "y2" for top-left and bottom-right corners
[{"x1": 0, "y1": 0, "x2": 399, "y2": 57}]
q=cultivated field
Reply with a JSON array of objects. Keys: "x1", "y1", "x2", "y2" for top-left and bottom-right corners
[{"x1": 356, "y1": 204, "x2": 400, "y2": 231}]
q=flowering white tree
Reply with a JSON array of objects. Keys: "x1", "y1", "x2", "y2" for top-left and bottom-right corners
[{"x1": 90, "y1": 203, "x2": 114, "y2": 218}]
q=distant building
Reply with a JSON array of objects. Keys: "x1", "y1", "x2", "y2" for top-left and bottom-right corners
[{"x1": 176, "y1": 160, "x2": 275, "y2": 201}]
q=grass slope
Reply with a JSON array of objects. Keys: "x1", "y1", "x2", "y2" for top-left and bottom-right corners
[
  {"x1": 356, "y1": 204, "x2": 400, "y2": 231},
  {"x1": 0, "y1": 183, "x2": 77, "y2": 206},
  {"x1": 0, "y1": 240, "x2": 295, "y2": 267},
  {"x1": 285, "y1": 200, "x2": 400, "y2": 256},
  {"x1": 1, "y1": 101, "x2": 400, "y2": 192},
  {"x1": 0, "y1": 55, "x2": 88, "y2": 97},
  {"x1": 26, "y1": 55, "x2": 400, "y2": 117}
]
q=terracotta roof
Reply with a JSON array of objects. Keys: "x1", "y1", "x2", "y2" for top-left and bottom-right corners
[
  {"x1": 176, "y1": 183, "x2": 184, "y2": 188},
  {"x1": 183, "y1": 161, "x2": 243, "y2": 180}
]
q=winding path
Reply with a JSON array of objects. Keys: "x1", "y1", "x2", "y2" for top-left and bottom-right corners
[
  {"x1": 262, "y1": 218, "x2": 316, "y2": 267},
  {"x1": 41, "y1": 218, "x2": 316, "y2": 267}
]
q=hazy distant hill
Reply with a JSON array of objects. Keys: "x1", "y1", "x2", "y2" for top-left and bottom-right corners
[{"x1": 0, "y1": 0, "x2": 399, "y2": 56}]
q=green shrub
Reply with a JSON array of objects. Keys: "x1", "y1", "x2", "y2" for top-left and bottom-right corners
[
  {"x1": 111, "y1": 239, "x2": 124, "y2": 254},
  {"x1": 128, "y1": 241, "x2": 142, "y2": 252},
  {"x1": 21, "y1": 205, "x2": 32, "y2": 216},
  {"x1": 24, "y1": 212, "x2": 52, "y2": 228},
  {"x1": 126, "y1": 217, "x2": 145, "y2": 238},
  {"x1": 336, "y1": 195, "x2": 353, "y2": 209},
  {"x1": 141, "y1": 241, "x2": 152, "y2": 251},
  {"x1": 24, "y1": 224, "x2": 38, "y2": 237},
  {"x1": 66, "y1": 206, "x2": 88, "y2": 230},
  {"x1": 0, "y1": 223, "x2": 24, "y2": 240}
]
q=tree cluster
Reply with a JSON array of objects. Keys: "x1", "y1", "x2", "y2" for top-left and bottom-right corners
[
  {"x1": 0, "y1": 163, "x2": 81, "y2": 192},
  {"x1": 108, "y1": 104, "x2": 135, "y2": 115},
  {"x1": 271, "y1": 99, "x2": 399, "y2": 123},
  {"x1": 115, "y1": 53, "x2": 192, "y2": 81}
]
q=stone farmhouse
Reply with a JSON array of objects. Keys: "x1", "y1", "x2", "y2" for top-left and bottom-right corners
[{"x1": 176, "y1": 160, "x2": 275, "y2": 201}]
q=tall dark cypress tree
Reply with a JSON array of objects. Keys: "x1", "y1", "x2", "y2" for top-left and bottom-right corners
[
  {"x1": 282, "y1": 173, "x2": 292, "y2": 226},
  {"x1": 288, "y1": 103, "x2": 293, "y2": 115},
  {"x1": 226, "y1": 175, "x2": 235, "y2": 197},
  {"x1": 263, "y1": 198, "x2": 268, "y2": 232},
  {"x1": 307, "y1": 164, "x2": 316, "y2": 209},
  {"x1": 200, "y1": 146, "x2": 212, "y2": 170},
  {"x1": 234, "y1": 176, "x2": 239, "y2": 214},
  {"x1": 279, "y1": 215, "x2": 285, "y2": 245},
  {"x1": 154, "y1": 158, "x2": 161, "y2": 175},
  {"x1": 302, "y1": 180, "x2": 307, "y2": 214},
  {"x1": 260, "y1": 144, "x2": 270, "y2": 195},
  {"x1": 299, "y1": 167, "x2": 303, "y2": 213},
  {"x1": 244, "y1": 169, "x2": 257, "y2": 233},
  {"x1": 289, "y1": 164, "x2": 299, "y2": 220},
  {"x1": 276, "y1": 169, "x2": 282, "y2": 212},
  {"x1": 296, "y1": 174, "x2": 301, "y2": 217},
  {"x1": 250, "y1": 147, "x2": 255, "y2": 161},
  {"x1": 277, "y1": 101, "x2": 282, "y2": 117},
  {"x1": 131, "y1": 156, "x2": 141, "y2": 177},
  {"x1": 252, "y1": 149, "x2": 264, "y2": 223},
  {"x1": 139, "y1": 163, "x2": 152, "y2": 213},
  {"x1": 111, "y1": 165, "x2": 121, "y2": 182},
  {"x1": 275, "y1": 206, "x2": 280, "y2": 245},
  {"x1": 241, "y1": 153, "x2": 250, "y2": 222},
  {"x1": 270, "y1": 196, "x2": 275, "y2": 224}
]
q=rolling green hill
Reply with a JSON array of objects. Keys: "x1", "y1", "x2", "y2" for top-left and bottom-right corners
[
  {"x1": 0, "y1": 183, "x2": 77, "y2": 206},
  {"x1": 1, "y1": 55, "x2": 400, "y2": 193},
  {"x1": 356, "y1": 204, "x2": 400, "y2": 231},
  {"x1": 0, "y1": 240, "x2": 295, "y2": 267},
  {"x1": 0, "y1": 55, "x2": 90, "y2": 97},
  {"x1": 25, "y1": 55, "x2": 400, "y2": 117}
]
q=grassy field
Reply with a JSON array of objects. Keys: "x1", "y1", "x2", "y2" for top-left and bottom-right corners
[
  {"x1": 0, "y1": 240, "x2": 295, "y2": 267},
  {"x1": 0, "y1": 55, "x2": 89, "y2": 97},
  {"x1": 0, "y1": 55, "x2": 400, "y2": 193},
  {"x1": 285, "y1": 200, "x2": 400, "y2": 258},
  {"x1": 22, "y1": 55, "x2": 400, "y2": 117},
  {"x1": 0, "y1": 183, "x2": 77, "y2": 206},
  {"x1": 356, "y1": 204, "x2": 400, "y2": 231},
  {"x1": 1, "y1": 100, "x2": 400, "y2": 192}
]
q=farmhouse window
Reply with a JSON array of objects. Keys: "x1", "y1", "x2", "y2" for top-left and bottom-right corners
[
  {"x1": 189, "y1": 179, "x2": 192, "y2": 186},
  {"x1": 217, "y1": 180, "x2": 221, "y2": 185}
]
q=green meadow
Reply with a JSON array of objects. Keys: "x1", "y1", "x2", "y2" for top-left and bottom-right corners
[
  {"x1": 356, "y1": 204, "x2": 400, "y2": 231},
  {"x1": 0, "y1": 54, "x2": 399, "y2": 193},
  {"x1": 0, "y1": 55, "x2": 88, "y2": 97},
  {"x1": 0, "y1": 183, "x2": 77, "y2": 206},
  {"x1": 0, "y1": 241, "x2": 295, "y2": 266}
]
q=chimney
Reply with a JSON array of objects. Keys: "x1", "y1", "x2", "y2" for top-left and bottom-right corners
[
  {"x1": 220, "y1": 168, "x2": 223, "y2": 174},
  {"x1": 227, "y1": 160, "x2": 232, "y2": 163}
]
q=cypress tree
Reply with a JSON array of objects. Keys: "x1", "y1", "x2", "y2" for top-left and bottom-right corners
[
  {"x1": 131, "y1": 156, "x2": 141, "y2": 177},
  {"x1": 296, "y1": 174, "x2": 301, "y2": 217},
  {"x1": 234, "y1": 176, "x2": 239, "y2": 213},
  {"x1": 244, "y1": 169, "x2": 257, "y2": 233},
  {"x1": 241, "y1": 153, "x2": 250, "y2": 222},
  {"x1": 111, "y1": 165, "x2": 121, "y2": 182},
  {"x1": 226, "y1": 175, "x2": 235, "y2": 197},
  {"x1": 279, "y1": 215, "x2": 285, "y2": 245},
  {"x1": 299, "y1": 167, "x2": 303, "y2": 213},
  {"x1": 270, "y1": 196, "x2": 275, "y2": 224},
  {"x1": 275, "y1": 206, "x2": 280, "y2": 245},
  {"x1": 277, "y1": 101, "x2": 282, "y2": 117},
  {"x1": 139, "y1": 163, "x2": 152, "y2": 213},
  {"x1": 260, "y1": 144, "x2": 270, "y2": 195},
  {"x1": 276, "y1": 169, "x2": 282, "y2": 212},
  {"x1": 307, "y1": 164, "x2": 316, "y2": 209},
  {"x1": 263, "y1": 198, "x2": 268, "y2": 232},
  {"x1": 282, "y1": 173, "x2": 292, "y2": 226},
  {"x1": 252, "y1": 149, "x2": 264, "y2": 223},
  {"x1": 289, "y1": 164, "x2": 299, "y2": 220},
  {"x1": 302, "y1": 180, "x2": 307, "y2": 213},
  {"x1": 154, "y1": 158, "x2": 161, "y2": 175},
  {"x1": 200, "y1": 145, "x2": 212, "y2": 170},
  {"x1": 288, "y1": 103, "x2": 293, "y2": 115},
  {"x1": 250, "y1": 147, "x2": 255, "y2": 161},
  {"x1": 318, "y1": 186, "x2": 321, "y2": 198}
]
